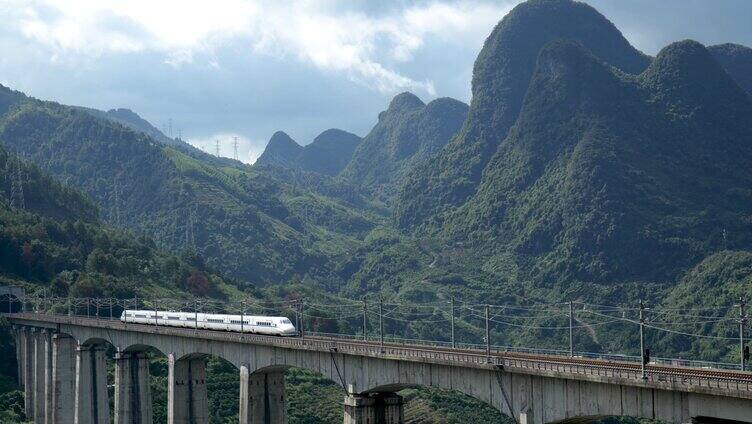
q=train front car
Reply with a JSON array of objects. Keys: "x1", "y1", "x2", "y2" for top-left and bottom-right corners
[{"x1": 276, "y1": 317, "x2": 297, "y2": 336}]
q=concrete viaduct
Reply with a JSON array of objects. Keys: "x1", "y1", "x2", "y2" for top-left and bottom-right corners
[{"x1": 6, "y1": 312, "x2": 752, "y2": 424}]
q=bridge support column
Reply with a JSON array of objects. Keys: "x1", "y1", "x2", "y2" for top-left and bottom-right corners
[
  {"x1": 33, "y1": 328, "x2": 51, "y2": 422},
  {"x1": 114, "y1": 351, "x2": 153, "y2": 424},
  {"x1": 44, "y1": 328, "x2": 55, "y2": 424},
  {"x1": 12, "y1": 326, "x2": 22, "y2": 387},
  {"x1": 18, "y1": 326, "x2": 34, "y2": 420},
  {"x1": 168, "y1": 354, "x2": 209, "y2": 424},
  {"x1": 343, "y1": 393, "x2": 403, "y2": 424},
  {"x1": 51, "y1": 334, "x2": 76, "y2": 424},
  {"x1": 239, "y1": 367, "x2": 287, "y2": 424},
  {"x1": 75, "y1": 345, "x2": 110, "y2": 424}
]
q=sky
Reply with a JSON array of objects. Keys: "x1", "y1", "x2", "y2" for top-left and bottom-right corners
[{"x1": 0, "y1": 0, "x2": 750, "y2": 163}]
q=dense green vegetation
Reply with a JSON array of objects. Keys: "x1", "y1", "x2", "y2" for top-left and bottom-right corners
[
  {"x1": 0, "y1": 88, "x2": 380, "y2": 287},
  {"x1": 446, "y1": 39, "x2": 752, "y2": 286},
  {"x1": 395, "y1": 0, "x2": 650, "y2": 230},
  {"x1": 709, "y1": 43, "x2": 752, "y2": 96},
  {"x1": 3, "y1": 0, "x2": 752, "y2": 421},
  {"x1": 0, "y1": 147, "x2": 232, "y2": 300},
  {"x1": 339, "y1": 93, "x2": 468, "y2": 204}
]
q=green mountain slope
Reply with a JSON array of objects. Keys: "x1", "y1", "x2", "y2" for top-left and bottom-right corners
[
  {"x1": 87, "y1": 107, "x2": 174, "y2": 144},
  {"x1": 0, "y1": 146, "x2": 232, "y2": 299},
  {"x1": 395, "y1": 0, "x2": 650, "y2": 229},
  {"x1": 341, "y1": 92, "x2": 468, "y2": 203},
  {"x1": 299, "y1": 129, "x2": 362, "y2": 176},
  {"x1": 256, "y1": 131, "x2": 304, "y2": 168},
  {"x1": 256, "y1": 129, "x2": 362, "y2": 177},
  {"x1": 449, "y1": 39, "x2": 752, "y2": 285},
  {"x1": 0, "y1": 86, "x2": 378, "y2": 286},
  {"x1": 709, "y1": 43, "x2": 752, "y2": 96}
]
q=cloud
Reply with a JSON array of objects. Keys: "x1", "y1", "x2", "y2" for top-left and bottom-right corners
[
  {"x1": 187, "y1": 132, "x2": 265, "y2": 164},
  {"x1": 4, "y1": 0, "x2": 516, "y2": 96}
]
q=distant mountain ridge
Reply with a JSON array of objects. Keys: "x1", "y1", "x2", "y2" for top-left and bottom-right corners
[
  {"x1": 450, "y1": 38, "x2": 752, "y2": 284},
  {"x1": 340, "y1": 92, "x2": 468, "y2": 203},
  {"x1": 0, "y1": 84, "x2": 378, "y2": 286},
  {"x1": 709, "y1": 43, "x2": 752, "y2": 96},
  {"x1": 256, "y1": 129, "x2": 362, "y2": 176},
  {"x1": 77, "y1": 106, "x2": 175, "y2": 145},
  {"x1": 396, "y1": 0, "x2": 651, "y2": 229}
]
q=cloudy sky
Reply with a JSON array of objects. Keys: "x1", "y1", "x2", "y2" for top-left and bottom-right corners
[{"x1": 1, "y1": 0, "x2": 750, "y2": 163}]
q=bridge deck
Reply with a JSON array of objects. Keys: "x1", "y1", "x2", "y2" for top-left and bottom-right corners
[{"x1": 7, "y1": 312, "x2": 752, "y2": 399}]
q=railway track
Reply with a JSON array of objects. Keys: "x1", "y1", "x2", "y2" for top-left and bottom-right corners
[{"x1": 301, "y1": 333, "x2": 752, "y2": 383}]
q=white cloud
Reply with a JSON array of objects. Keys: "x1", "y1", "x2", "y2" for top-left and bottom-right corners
[
  {"x1": 3, "y1": 0, "x2": 516, "y2": 96},
  {"x1": 187, "y1": 132, "x2": 265, "y2": 164}
]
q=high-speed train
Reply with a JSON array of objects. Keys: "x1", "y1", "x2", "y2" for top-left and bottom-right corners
[{"x1": 120, "y1": 310, "x2": 298, "y2": 336}]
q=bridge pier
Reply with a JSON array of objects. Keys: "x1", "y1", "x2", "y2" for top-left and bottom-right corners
[
  {"x1": 114, "y1": 351, "x2": 153, "y2": 424},
  {"x1": 343, "y1": 393, "x2": 404, "y2": 424},
  {"x1": 12, "y1": 326, "x2": 22, "y2": 387},
  {"x1": 32, "y1": 328, "x2": 51, "y2": 422},
  {"x1": 75, "y1": 345, "x2": 110, "y2": 424},
  {"x1": 239, "y1": 366, "x2": 287, "y2": 424},
  {"x1": 51, "y1": 334, "x2": 76, "y2": 424},
  {"x1": 18, "y1": 326, "x2": 34, "y2": 420},
  {"x1": 168, "y1": 354, "x2": 209, "y2": 424}
]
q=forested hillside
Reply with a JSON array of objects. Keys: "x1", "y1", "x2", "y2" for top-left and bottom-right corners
[
  {"x1": 340, "y1": 92, "x2": 468, "y2": 203},
  {"x1": 0, "y1": 146, "x2": 234, "y2": 300},
  {"x1": 709, "y1": 43, "x2": 752, "y2": 96},
  {"x1": 395, "y1": 0, "x2": 651, "y2": 229},
  {"x1": 446, "y1": 39, "x2": 752, "y2": 285},
  {"x1": 3, "y1": 0, "x2": 752, "y2": 420},
  {"x1": 0, "y1": 86, "x2": 380, "y2": 287}
]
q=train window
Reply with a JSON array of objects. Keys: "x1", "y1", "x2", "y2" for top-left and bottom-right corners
[
  {"x1": 168, "y1": 316, "x2": 180, "y2": 320},
  {"x1": 185, "y1": 317, "x2": 195, "y2": 321},
  {"x1": 207, "y1": 319, "x2": 224, "y2": 323},
  {"x1": 135, "y1": 314, "x2": 147, "y2": 318},
  {"x1": 230, "y1": 320, "x2": 242, "y2": 324},
  {"x1": 281, "y1": 319, "x2": 291, "y2": 324}
]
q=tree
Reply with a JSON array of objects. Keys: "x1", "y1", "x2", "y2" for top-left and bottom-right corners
[{"x1": 185, "y1": 269, "x2": 212, "y2": 297}]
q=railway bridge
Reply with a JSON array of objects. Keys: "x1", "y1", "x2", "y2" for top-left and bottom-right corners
[{"x1": 5, "y1": 312, "x2": 752, "y2": 424}]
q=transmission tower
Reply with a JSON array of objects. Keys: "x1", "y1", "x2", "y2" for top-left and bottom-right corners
[
  {"x1": 178, "y1": 128, "x2": 182, "y2": 141},
  {"x1": 9, "y1": 156, "x2": 25, "y2": 210},
  {"x1": 233, "y1": 136, "x2": 239, "y2": 160},
  {"x1": 215, "y1": 139, "x2": 221, "y2": 157},
  {"x1": 168, "y1": 118, "x2": 173, "y2": 138}
]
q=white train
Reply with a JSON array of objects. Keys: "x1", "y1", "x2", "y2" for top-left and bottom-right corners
[{"x1": 120, "y1": 310, "x2": 298, "y2": 336}]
